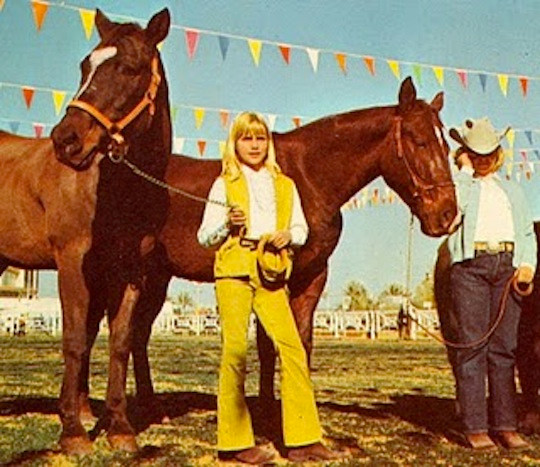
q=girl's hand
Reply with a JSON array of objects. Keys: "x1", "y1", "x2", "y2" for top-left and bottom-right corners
[
  {"x1": 268, "y1": 230, "x2": 292, "y2": 249},
  {"x1": 227, "y1": 206, "x2": 246, "y2": 228},
  {"x1": 456, "y1": 151, "x2": 473, "y2": 169}
]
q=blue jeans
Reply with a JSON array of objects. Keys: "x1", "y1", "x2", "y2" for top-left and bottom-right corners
[{"x1": 450, "y1": 252, "x2": 521, "y2": 433}]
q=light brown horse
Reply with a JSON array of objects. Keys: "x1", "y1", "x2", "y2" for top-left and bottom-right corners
[
  {"x1": 0, "y1": 9, "x2": 171, "y2": 453},
  {"x1": 78, "y1": 77, "x2": 458, "y2": 422}
]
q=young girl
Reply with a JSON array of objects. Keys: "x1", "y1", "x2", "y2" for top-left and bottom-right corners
[
  {"x1": 448, "y1": 118, "x2": 537, "y2": 450},
  {"x1": 197, "y1": 112, "x2": 341, "y2": 463}
]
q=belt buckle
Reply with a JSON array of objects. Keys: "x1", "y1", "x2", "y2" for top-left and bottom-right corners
[{"x1": 486, "y1": 240, "x2": 501, "y2": 254}]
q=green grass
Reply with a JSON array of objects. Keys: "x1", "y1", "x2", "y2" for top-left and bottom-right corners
[{"x1": 1, "y1": 334, "x2": 539, "y2": 465}]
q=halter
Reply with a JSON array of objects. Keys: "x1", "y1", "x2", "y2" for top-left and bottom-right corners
[
  {"x1": 394, "y1": 116, "x2": 454, "y2": 199},
  {"x1": 67, "y1": 56, "x2": 161, "y2": 162}
]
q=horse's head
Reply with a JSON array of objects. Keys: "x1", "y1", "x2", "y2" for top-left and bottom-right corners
[
  {"x1": 51, "y1": 8, "x2": 170, "y2": 170},
  {"x1": 380, "y1": 77, "x2": 458, "y2": 237}
]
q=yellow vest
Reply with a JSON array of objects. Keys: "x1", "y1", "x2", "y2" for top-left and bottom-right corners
[{"x1": 214, "y1": 172, "x2": 294, "y2": 278}]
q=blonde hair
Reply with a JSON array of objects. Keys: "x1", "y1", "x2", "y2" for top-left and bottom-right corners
[
  {"x1": 221, "y1": 112, "x2": 281, "y2": 180},
  {"x1": 452, "y1": 146, "x2": 505, "y2": 173}
]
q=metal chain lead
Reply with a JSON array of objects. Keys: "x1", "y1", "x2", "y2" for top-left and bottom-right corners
[{"x1": 120, "y1": 157, "x2": 229, "y2": 207}]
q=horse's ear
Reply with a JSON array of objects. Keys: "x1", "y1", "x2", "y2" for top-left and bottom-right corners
[
  {"x1": 145, "y1": 8, "x2": 171, "y2": 46},
  {"x1": 398, "y1": 76, "x2": 416, "y2": 113},
  {"x1": 431, "y1": 92, "x2": 444, "y2": 113},
  {"x1": 95, "y1": 9, "x2": 116, "y2": 39}
]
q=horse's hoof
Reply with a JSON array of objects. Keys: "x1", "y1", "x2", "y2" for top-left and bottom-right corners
[
  {"x1": 108, "y1": 434, "x2": 139, "y2": 452},
  {"x1": 60, "y1": 435, "x2": 93, "y2": 455}
]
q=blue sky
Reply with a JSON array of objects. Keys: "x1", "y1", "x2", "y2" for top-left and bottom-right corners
[{"x1": 2, "y1": 0, "x2": 540, "y2": 307}]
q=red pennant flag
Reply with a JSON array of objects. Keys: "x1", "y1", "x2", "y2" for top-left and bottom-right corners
[
  {"x1": 22, "y1": 87, "x2": 35, "y2": 109},
  {"x1": 219, "y1": 110, "x2": 230, "y2": 128},
  {"x1": 335, "y1": 53, "x2": 347, "y2": 74},
  {"x1": 363, "y1": 56, "x2": 375, "y2": 75},
  {"x1": 457, "y1": 70, "x2": 468, "y2": 88},
  {"x1": 184, "y1": 29, "x2": 200, "y2": 60},
  {"x1": 292, "y1": 117, "x2": 301, "y2": 128},
  {"x1": 520, "y1": 150, "x2": 528, "y2": 161},
  {"x1": 31, "y1": 1, "x2": 49, "y2": 32},
  {"x1": 33, "y1": 123, "x2": 44, "y2": 138},
  {"x1": 279, "y1": 45, "x2": 291, "y2": 64},
  {"x1": 519, "y1": 77, "x2": 529, "y2": 97},
  {"x1": 197, "y1": 140, "x2": 206, "y2": 157}
]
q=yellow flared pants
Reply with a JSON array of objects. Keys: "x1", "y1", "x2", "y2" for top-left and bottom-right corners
[{"x1": 215, "y1": 274, "x2": 322, "y2": 451}]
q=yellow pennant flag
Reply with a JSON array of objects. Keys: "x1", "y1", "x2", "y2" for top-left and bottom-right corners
[
  {"x1": 52, "y1": 90, "x2": 66, "y2": 115},
  {"x1": 432, "y1": 66, "x2": 444, "y2": 86},
  {"x1": 387, "y1": 60, "x2": 400, "y2": 80},
  {"x1": 335, "y1": 53, "x2": 347, "y2": 74},
  {"x1": 505, "y1": 129, "x2": 515, "y2": 148},
  {"x1": 79, "y1": 9, "x2": 95, "y2": 40},
  {"x1": 219, "y1": 141, "x2": 226, "y2": 156},
  {"x1": 497, "y1": 74, "x2": 509, "y2": 96},
  {"x1": 31, "y1": 0, "x2": 49, "y2": 32},
  {"x1": 157, "y1": 41, "x2": 164, "y2": 51},
  {"x1": 248, "y1": 39, "x2": 262, "y2": 66},
  {"x1": 193, "y1": 108, "x2": 206, "y2": 129},
  {"x1": 0, "y1": 0, "x2": 5, "y2": 12}
]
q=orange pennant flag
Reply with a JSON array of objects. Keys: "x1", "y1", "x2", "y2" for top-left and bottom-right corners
[
  {"x1": 363, "y1": 56, "x2": 375, "y2": 75},
  {"x1": 279, "y1": 45, "x2": 291, "y2": 64},
  {"x1": 219, "y1": 109, "x2": 230, "y2": 128},
  {"x1": 197, "y1": 140, "x2": 207, "y2": 157},
  {"x1": 0, "y1": 0, "x2": 5, "y2": 12},
  {"x1": 292, "y1": 117, "x2": 301, "y2": 128},
  {"x1": 31, "y1": 1, "x2": 49, "y2": 32},
  {"x1": 335, "y1": 53, "x2": 347, "y2": 74},
  {"x1": 22, "y1": 87, "x2": 35, "y2": 109},
  {"x1": 519, "y1": 77, "x2": 529, "y2": 97}
]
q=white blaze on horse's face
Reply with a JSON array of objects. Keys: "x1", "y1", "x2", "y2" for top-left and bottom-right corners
[
  {"x1": 434, "y1": 125, "x2": 444, "y2": 149},
  {"x1": 74, "y1": 46, "x2": 118, "y2": 100}
]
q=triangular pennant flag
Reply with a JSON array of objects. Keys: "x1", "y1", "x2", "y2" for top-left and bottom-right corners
[
  {"x1": 519, "y1": 77, "x2": 528, "y2": 97},
  {"x1": 247, "y1": 39, "x2": 262, "y2": 66},
  {"x1": 193, "y1": 108, "x2": 205, "y2": 129},
  {"x1": 218, "y1": 141, "x2": 226, "y2": 156},
  {"x1": 506, "y1": 161, "x2": 513, "y2": 178},
  {"x1": 503, "y1": 148, "x2": 513, "y2": 160},
  {"x1": 279, "y1": 45, "x2": 291, "y2": 64},
  {"x1": 457, "y1": 70, "x2": 468, "y2": 88},
  {"x1": 219, "y1": 109, "x2": 230, "y2": 128},
  {"x1": 292, "y1": 117, "x2": 301, "y2": 128},
  {"x1": 363, "y1": 56, "x2": 375, "y2": 76},
  {"x1": 218, "y1": 36, "x2": 230, "y2": 60},
  {"x1": 305, "y1": 48, "x2": 319, "y2": 72},
  {"x1": 266, "y1": 114, "x2": 277, "y2": 131},
  {"x1": 79, "y1": 9, "x2": 95, "y2": 40},
  {"x1": 497, "y1": 74, "x2": 508, "y2": 96},
  {"x1": 31, "y1": 1, "x2": 49, "y2": 32},
  {"x1": 506, "y1": 128, "x2": 515, "y2": 148},
  {"x1": 335, "y1": 53, "x2": 347, "y2": 74},
  {"x1": 0, "y1": 0, "x2": 5, "y2": 11},
  {"x1": 173, "y1": 137, "x2": 185, "y2": 153},
  {"x1": 525, "y1": 130, "x2": 533, "y2": 145},
  {"x1": 432, "y1": 66, "x2": 444, "y2": 86},
  {"x1": 33, "y1": 123, "x2": 44, "y2": 138},
  {"x1": 197, "y1": 140, "x2": 207, "y2": 157},
  {"x1": 184, "y1": 29, "x2": 200, "y2": 60},
  {"x1": 170, "y1": 106, "x2": 178, "y2": 123},
  {"x1": 412, "y1": 64, "x2": 422, "y2": 86},
  {"x1": 157, "y1": 41, "x2": 164, "y2": 52},
  {"x1": 478, "y1": 73, "x2": 487, "y2": 92},
  {"x1": 520, "y1": 150, "x2": 527, "y2": 161},
  {"x1": 22, "y1": 87, "x2": 35, "y2": 109},
  {"x1": 52, "y1": 90, "x2": 66, "y2": 115},
  {"x1": 9, "y1": 121, "x2": 20, "y2": 134},
  {"x1": 387, "y1": 60, "x2": 400, "y2": 80}
]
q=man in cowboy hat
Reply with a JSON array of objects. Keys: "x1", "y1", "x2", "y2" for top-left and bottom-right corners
[{"x1": 446, "y1": 117, "x2": 537, "y2": 450}]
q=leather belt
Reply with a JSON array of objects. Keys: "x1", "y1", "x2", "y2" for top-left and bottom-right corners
[
  {"x1": 239, "y1": 238, "x2": 259, "y2": 250},
  {"x1": 474, "y1": 241, "x2": 514, "y2": 255}
]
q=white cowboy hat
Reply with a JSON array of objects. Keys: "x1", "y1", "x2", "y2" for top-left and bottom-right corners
[{"x1": 449, "y1": 117, "x2": 510, "y2": 155}]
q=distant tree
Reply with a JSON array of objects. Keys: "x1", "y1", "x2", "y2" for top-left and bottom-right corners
[
  {"x1": 174, "y1": 291, "x2": 195, "y2": 314},
  {"x1": 343, "y1": 280, "x2": 375, "y2": 310},
  {"x1": 378, "y1": 283, "x2": 409, "y2": 309},
  {"x1": 412, "y1": 273, "x2": 435, "y2": 308}
]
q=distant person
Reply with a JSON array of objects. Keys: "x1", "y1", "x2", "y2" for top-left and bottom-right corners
[
  {"x1": 197, "y1": 112, "x2": 343, "y2": 463},
  {"x1": 447, "y1": 118, "x2": 537, "y2": 450}
]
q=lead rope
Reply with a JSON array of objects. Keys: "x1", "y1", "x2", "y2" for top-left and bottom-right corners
[{"x1": 406, "y1": 271, "x2": 532, "y2": 349}]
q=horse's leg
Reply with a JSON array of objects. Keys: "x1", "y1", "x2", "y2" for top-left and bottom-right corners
[
  {"x1": 56, "y1": 253, "x2": 94, "y2": 455},
  {"x1": 132, "y1": 269, "x2": 172, "y2": 424},
  {"x1": 105, "y1": 281, "x2": 140, "y2": 451},
  {"x1": 257, "y1": 267, "x2": 328, "y2": 406}
]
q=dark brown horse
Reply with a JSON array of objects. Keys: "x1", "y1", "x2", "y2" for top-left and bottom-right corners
[
  {"x1": 0, "y1": 9, "x2": 171, "y2": 453},
  {"x1": 435, "y1": 223, "x2": 540, "y2": 432},
  {"x1": 78, "y1": 77, "x2": 458, "y2": 421}
]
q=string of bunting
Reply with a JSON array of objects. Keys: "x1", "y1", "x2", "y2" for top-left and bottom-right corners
[{"x1": 14, "y1": 0, "x2": 540, "y2": 97}]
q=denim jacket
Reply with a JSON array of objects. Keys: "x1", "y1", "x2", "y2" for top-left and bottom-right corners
[{"x1": 447, "y1": 168, "x2": 537, "y2": 271}]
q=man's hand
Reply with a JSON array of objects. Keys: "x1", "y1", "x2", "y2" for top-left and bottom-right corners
[
  {"x1": 455, "y1": 151, "x2": 473, "y2": 169},
  {"x1": 268, "y1": 230, "x2": 292, "y2": 249},
  {"x1": 227, "y1": 206, "x2": 246, "y2": 228}
]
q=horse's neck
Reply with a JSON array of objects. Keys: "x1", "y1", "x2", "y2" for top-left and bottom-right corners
[{"x1": 277, "y1": 108, "x2": 394, "y2": 213}]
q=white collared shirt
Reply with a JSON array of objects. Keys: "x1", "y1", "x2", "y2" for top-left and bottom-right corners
[
  {"x1": 473, "y1": 171, "x2": 515, "y2": 243},
  {"x1": 197, "y1": 165, "x2": 309, "y2": 247}
]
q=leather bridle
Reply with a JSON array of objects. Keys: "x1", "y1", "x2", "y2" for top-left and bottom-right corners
[{"x1": 67, "y1": 56, "x2": 161, "y2": 162}]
